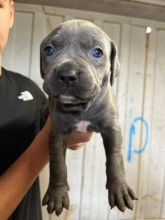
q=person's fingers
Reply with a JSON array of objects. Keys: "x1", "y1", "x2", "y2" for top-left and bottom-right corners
[
  {"x1": 68, "y1": 131, "x2": 93, "y2": 146},
  {"x1": 68, "y1": 143, "x2": 84, "y2": 150}
]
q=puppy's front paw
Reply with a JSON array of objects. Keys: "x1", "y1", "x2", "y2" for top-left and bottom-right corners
[
  {"x1": 42, "y1": 185, "x2": 69, "y2": 216},
  {"x1": 107, "y1": 182, "x2": 138, "y2": 212}
]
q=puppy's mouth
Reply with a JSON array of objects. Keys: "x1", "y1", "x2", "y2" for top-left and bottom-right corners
[{"x1": 57, "y1": 94, "x2": 90, "y2": 111}]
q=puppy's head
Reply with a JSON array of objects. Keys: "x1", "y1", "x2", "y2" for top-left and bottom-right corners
[{"x1": 40, "y1": 19, "x2": 120, "y2": 111}]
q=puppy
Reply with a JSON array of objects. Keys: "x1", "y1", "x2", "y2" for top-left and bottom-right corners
[{"x1": 40, "y1": 19, "x2": 137, "y2": 216}]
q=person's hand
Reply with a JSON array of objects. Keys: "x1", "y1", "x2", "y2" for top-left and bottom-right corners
[
  {"x1": 68, "y1": 131, "x2": 93, "y2": 150},
  {"x1": 43, "y1": 116, "x2": 93, "y2": 150}
]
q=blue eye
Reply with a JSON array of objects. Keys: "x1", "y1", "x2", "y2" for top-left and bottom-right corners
[
  {"x1": 92, "y1": 48, "x2": 103, "y2": 58},
  {"x1": 44, "y1": 46, "x2": 55, "y2": 56}
]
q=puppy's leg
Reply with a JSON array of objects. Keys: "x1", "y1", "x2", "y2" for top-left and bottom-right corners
[
  {"x1": 42, "y1": 130, "x2": 69, "y2": 216},
  {"x1": 101, "y1": 119, "x2": 137, "y2": 212}
]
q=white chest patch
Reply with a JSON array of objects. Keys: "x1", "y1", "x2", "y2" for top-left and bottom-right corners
[{"x1": 75, "y1": 121, "x2": 91, "y2": 132}]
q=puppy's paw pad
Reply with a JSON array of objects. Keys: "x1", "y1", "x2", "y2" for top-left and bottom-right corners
[
  {"x1": 108, "y1": 183, "x2": 137, "y2": 212},
  {"x1": 42, "y1": 186, "x2": 69, "y2": 215}
]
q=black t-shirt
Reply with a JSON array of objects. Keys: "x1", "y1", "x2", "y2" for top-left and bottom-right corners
[
  {"x1": 0, "y1": 67, "x2": 47, "y2": 174},
  {"x1": 0, "y1": 68, "x2": 47, "y2": 220}
]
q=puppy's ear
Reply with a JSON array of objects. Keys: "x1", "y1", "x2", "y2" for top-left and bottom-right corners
[
  {"x1": 110, "y1": 41, "x2": 120, "y2": 86},
  {"x1": 40, "y1": 41, "x2": 45, "y2": 79}
]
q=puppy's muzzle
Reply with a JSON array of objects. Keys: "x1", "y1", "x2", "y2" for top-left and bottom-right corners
[{"x1": 43, "y1": 60, "x2": 100, "y2": 111}]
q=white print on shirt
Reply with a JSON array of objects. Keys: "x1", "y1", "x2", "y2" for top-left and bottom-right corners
[{"x1": 18, "y1": 91, "x2": 34, "y2": 101}]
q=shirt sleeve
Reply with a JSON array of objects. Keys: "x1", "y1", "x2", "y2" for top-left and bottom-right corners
[
  {"x1": 32, "y1": 83, "x2": 48, "y2": 133},
  {"x1": 39, "y1": 94, "x2": 49, "y2": 130}
]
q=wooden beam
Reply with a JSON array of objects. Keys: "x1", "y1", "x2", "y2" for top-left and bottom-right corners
[{"x1": 14, "y1": 0, "x2": 165, "y2": 22}]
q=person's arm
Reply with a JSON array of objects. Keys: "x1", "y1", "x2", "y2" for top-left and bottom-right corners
[{"x1": 0, "y1": 117, "x2": 92, "y2": 220}]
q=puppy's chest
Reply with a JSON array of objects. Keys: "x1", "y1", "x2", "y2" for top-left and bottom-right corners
[{"x1": 75, "y1": 120, "x2": 91, "y2": 132}]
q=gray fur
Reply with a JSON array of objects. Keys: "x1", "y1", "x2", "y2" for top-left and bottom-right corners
[{"x1": 40, "y1": 19, "x2": 137, "y2": 216}]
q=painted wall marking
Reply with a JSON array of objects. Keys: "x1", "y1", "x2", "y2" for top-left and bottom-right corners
[{"x1": 127, "y1": 117, "x2": 149, "y2": 161}]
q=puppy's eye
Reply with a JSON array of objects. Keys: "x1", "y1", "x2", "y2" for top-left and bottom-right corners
[
  {"x1": 92, "y1": 48, "x2": 103, "y2": 58},
  {"x1": 44, "y1": 46, "x2": 55, "y2": 56}
]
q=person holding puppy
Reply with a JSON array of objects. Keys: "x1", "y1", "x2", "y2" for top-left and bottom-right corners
[{"x1": 0, "y1": 0, "x2": 92, "y2": 219}]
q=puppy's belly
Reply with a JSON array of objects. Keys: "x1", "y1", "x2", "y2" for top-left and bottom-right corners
[{"x1": 75, "y1": 121, "x2": 91, "y2": 132}]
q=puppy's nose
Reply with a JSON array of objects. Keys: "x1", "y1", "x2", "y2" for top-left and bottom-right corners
[{"x1": 59, "y1": 70, "x2": 78, "y2": 83}]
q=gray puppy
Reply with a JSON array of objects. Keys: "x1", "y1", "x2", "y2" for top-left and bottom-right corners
[{"x1": 40, "y1": 19, "x2": 137, "y2": 216}]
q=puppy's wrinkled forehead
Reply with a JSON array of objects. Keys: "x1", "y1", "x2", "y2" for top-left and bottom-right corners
[{"x1": 43, "y1": 20, "x2": 110, "y2": 51}]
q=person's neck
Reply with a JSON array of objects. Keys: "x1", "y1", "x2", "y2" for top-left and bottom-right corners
[{"x1": 0, "y1": 55, "x2": 2, "y2": 76}]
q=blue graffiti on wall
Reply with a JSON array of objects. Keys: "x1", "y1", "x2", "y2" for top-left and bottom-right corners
[{"x1": 127, "y1": 117, "x2": 149, "y2": 161}]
